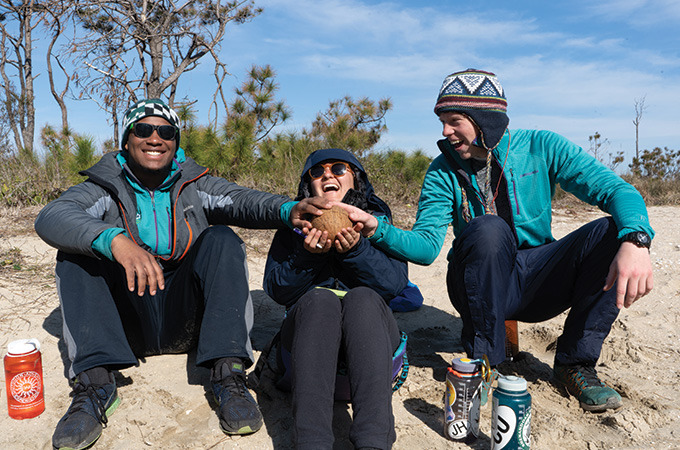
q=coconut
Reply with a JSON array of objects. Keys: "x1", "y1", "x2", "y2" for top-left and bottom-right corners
[{"x1": 310, "y1": 205, "x2": 353, "y2": 238}]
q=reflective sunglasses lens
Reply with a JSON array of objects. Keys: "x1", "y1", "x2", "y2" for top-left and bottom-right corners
[
  {"x1": 331, "y1": 163, "x2": 348, "y2": 176},
  {"x1": 132, "y1": 123, "x2": 176, "y2": 140},
  {"x1": 133, "y1": 123, "x2": 154, "y2": 138},
  {"x1": 157, "y1": 126, "x2": 176, "y2": 140}
]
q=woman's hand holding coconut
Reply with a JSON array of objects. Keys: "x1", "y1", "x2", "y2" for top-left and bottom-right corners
[{"x1": 308, "y1": 204, "x2": 359, "y2": 253}]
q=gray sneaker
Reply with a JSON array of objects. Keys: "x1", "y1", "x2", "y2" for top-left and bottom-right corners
[{"x1": 52, "y1": 367, "x2": 120, "y2": 450}]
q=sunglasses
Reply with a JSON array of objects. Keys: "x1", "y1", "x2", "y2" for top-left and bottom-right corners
[
  {"x1": 308, "y1": 162, "x2": 353, "y2": 180},
  {"x1": 131, "y1": 122, "x2": 178, "y2": 141}
]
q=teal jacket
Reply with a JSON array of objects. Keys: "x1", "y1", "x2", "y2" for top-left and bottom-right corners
[{"x1": 369, "y1": 129, "x2": 654, "y2": 265}]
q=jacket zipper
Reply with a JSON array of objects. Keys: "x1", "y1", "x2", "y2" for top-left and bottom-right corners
[
  {"x1": 150, "y1": 190, "x2": 160, "y2": 254},
  {"x1": 509, "y1": 168, "x2": 520, "y2": 215},
  {"x1": 167, "y1": 207, "x2": 172, "y2": 251}
]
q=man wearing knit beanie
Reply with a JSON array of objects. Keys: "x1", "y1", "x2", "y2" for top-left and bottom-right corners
[
  {"x1": 342, "y1": 68, "x2": 654, "y2": 413},
  {"x1": 35, "y1": 98, "x2": 330, "y2": 450}
]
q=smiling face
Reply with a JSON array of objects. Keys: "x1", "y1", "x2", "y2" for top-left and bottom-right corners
[
  {"x1": 310, "y1": 161, "x2": 355, "y2": 201},
  {"x1": 125, "y1": 116, "x2": 177, "y2": 189},
  {"x1": 439, "y1": 111, "x2": 487, "y2": 160}
]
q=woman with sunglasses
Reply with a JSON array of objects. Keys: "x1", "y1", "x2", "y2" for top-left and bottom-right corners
[{"x1": 263, "y1": 148, "x2": 410, "y2": 450}]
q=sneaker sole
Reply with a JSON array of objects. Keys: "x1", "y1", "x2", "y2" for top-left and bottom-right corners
[
  {"x1": 554, "y1": 379, "x2": 622, "y2": 412},
  {"x1": 106, "y1": 395, "x2": 121, "y2": 418},
  {"x1": 219, "y1": 422, "x2": 263, "y2": 436},
  {"x1": 579, "y1": 396, "x2": 623, "y2": 412}
]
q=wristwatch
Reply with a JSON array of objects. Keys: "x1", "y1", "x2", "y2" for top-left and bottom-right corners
[{"x1": 620, "y1": 231, "x2": 651, "y2": 249}]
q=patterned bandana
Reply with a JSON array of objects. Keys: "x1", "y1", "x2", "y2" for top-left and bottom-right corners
[
  {"x1": 120, "y1": 98, "x2": 181, "y2": 151},
  {"x1": 434, "y1": 69, "x2": 509, "y2": 150}
]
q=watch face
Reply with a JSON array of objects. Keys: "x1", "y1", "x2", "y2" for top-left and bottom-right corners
[
  {"x1": 625, "y1": 232, "x2": 651, "y2": 248},
  {"x1": 637, "y1": 232, "x2": 651, "y2": 245}
]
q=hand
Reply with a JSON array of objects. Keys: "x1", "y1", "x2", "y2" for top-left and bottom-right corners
[
  {"x1": 334, "y1": 227, "x2": 361, "y2": 253},
  {"x1": 604, "y1": 242, "x2": 653, "y2": 309},
  {"x1": 332, "y1": 202, "x2": 379, "y2": 238},
  {"x1": 302, "y1": 228, "x2": 332, "y2": 254},
  {"x1": 290, "y1": 197, "x2": 332, "y2": 232},
  {"x1": 110, "y1": 234, "x2": 165, "y2": 296}
]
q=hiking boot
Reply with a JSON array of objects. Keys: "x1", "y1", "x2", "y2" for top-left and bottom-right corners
[
  {"x1": 553, "y1": 363, "x2": 622, "y2": 412},
  {"x1": 211, "y1": 358, "x2": 263, "y2": 435},
  {"x1": 52, "y1": 367, "x2": 120, "y2": 450}
]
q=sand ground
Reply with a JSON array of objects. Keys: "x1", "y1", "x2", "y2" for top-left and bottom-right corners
[{"x1": 0, "y1": 205, "x2": 678, "y2": 449}]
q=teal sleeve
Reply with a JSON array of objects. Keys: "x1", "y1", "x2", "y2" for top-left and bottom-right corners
[
  {"x1": 543, "y1": 131, "x2": 655, "y2": 240},
  {"x1": 92, "y1": 228, "x2": 126, "y2": 261},
  {"x1": 280, "y1": 201, "x2": 297, "y2": 228},
  {"x1": 368, "y1": 219, "x2": 448, "y2": 266},
  {"x1": 367, "y1": 163, "x2": 452, "y2": 265}
]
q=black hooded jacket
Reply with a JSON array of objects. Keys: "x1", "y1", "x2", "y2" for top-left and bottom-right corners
[{"x1": 263, "y1": 148, "x2": 408, "y2": 308}]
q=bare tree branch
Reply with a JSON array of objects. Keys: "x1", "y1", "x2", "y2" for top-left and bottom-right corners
[
  {"x1": 633, "y1": 95, "x2": 647, "y2": 160},
  {"x1": 68, "y1": 0, "x2": 262, "y2": 130},
  {"x1": 44, "y1": 0, "x2": 72, "y2": 131},
  {"x1": 0, "y1": 0, "x2": 46, "y2": 155}
]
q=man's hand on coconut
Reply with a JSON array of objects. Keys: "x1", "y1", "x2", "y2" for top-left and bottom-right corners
[
  {"x1": 332, "y1": 202, "x2": 378, "y2": 238},
  {"x1": 290, "y1": 197, "x2": 332, "y2": 232}
]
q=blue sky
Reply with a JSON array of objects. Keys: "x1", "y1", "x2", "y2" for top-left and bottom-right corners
[{"x1": 36, "y1": 0, "x2": 680, "y2": 166}]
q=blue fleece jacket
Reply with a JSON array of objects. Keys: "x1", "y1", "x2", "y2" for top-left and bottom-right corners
[{"x1": 369, "y1": 129, "x2": 654, "y2": 265}]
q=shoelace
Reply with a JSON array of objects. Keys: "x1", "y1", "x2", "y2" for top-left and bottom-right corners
[
  {"x1": 70, "y1": 382, "x2": 109, "y2": 426},
  {"x1": 570, "y1": 365, "x2": 604, "y2": 389},
  {"x1": 219, "y1": 373, "x2": 248, "y2": 397}
]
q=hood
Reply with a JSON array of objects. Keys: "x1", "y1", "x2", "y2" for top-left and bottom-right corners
[{"x1": 296, "y1": 148, "x2": 392, "y2": 221}]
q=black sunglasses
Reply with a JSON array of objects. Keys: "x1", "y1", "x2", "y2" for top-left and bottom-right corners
[
  {"x1": 308, "y1": 162, "x2": 353, "y2": 180},
  {"x1": 131, "y1": 122, "x2": 178, "y2": 141}
]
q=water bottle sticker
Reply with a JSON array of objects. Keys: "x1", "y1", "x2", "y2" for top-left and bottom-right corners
[
  {"x1": 447, "y1": 419, "x2": 470, "y2": 439},
  {"x1": 446, "y1": 379, "x2": 456, "y2": 406},
  {"x1": 492, "y1": 405, "x2": 517, "y2": 449},
  {"x1": 519, "y1": 407, "x2": 532, "y2": 448},
  {"x1": 10, "y1": 371, "x2": 42, "y2": 404}
]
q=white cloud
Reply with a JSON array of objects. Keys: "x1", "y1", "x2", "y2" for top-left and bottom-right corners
[
  {"x1": 585, "y1": 0, "x2": 680, "y2": 25},
  {"x1": 258, "y1": 0, "x2": 561, "y2": 51}
]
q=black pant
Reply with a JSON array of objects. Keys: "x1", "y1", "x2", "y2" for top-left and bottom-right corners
[
  {"x1": 56, "y1": 226, "x2": 254, "y2": 378},
  {"x1": 279, "y1": 287, "x2": 401, "y2": 450},
  {"x1": 447, "y1": 215, "x2": 621, "y2": 366}
]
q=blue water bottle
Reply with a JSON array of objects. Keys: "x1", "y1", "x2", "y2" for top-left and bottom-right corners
[{"x1": 491, "y1": 375, "x2": 531, "y2": 449}]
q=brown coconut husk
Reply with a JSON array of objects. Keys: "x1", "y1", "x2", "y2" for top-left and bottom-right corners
[{"x1": 310, "y1": 205, "x2": 353, "y2": 238}]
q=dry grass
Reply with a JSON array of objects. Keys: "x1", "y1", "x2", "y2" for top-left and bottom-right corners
[
  {"x1": 0, "y1": 205, "x2": 41, "y2": 237},
  {"x1": 627, "y1": 176, "x2": 680, "y2": 205}
]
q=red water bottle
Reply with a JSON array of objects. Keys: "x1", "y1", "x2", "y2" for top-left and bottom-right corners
[{"x1": 4, "y1": 338, "x2": 45, "y2": 419}]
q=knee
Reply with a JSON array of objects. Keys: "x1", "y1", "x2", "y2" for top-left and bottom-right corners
[
  {"x1": 56, "y1": 251, "x2": 114, "y2": 279},
  {"x1": 198, "y1": 225, "x2": 242, "y2": 249},
  {"x1": 194, "y1": 226, "x2": 246, "y2": 265},
  {"x1": 455, "y1": 215, "x2": 515, "y2": 260},
  {"x1": 342, "y1": 287, "x2": 385, "y2": 323},
  {"x1": 581, "y1": 216, "x2": 620, "y2": 264},
  {"x1": 462, "y1": 215, "x2": 512, "y2": 242},
  {"x1": 295, "y1": 289, "x2": 342, "y2": 320},
  {"x1": 591, "y1": 217, "x2": 618, "y2": 245}
]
